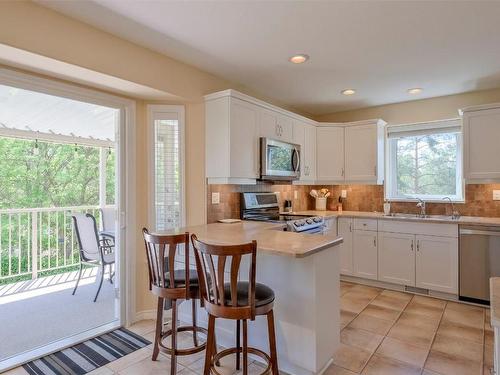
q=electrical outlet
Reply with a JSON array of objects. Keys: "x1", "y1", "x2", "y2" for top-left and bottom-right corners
[
  {"x1": 294, "y1": 190, "x2": 298, "y2": 199},
  {"x1": 211, "y1": 192, "x2": 220, "y2": 204},
  {"x1": 493, "y1": 190, "x2": 500, "y2": 201},
  {"x1": 341, "y1": 190, "x2": 347, "y2": 199}
]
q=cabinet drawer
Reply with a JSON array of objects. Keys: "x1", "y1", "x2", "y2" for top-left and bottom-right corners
[
  {"x1": 353, "y1": 218, "x2": 378, "y2": 231},
  {"x1": 378, "y1": 220, "x2": 458, "y2": 238}
]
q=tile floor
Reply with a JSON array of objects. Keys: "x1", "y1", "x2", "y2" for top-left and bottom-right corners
[
  {"x1": 330, "y1": 281, "x2": 493, "y2": 375},
  {"x1": 5, "y1": 281, "x2": 495, "y2": 375}
]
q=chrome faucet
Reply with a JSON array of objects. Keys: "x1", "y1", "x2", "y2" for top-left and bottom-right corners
[
  {"x1": 416, "y1": 198, "x2": 426, "y2": 217},
  {"x1": 443, "y1": 197, "x2": 460, "y2": 219}
]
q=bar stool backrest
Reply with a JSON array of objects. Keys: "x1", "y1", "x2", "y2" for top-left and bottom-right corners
[
  {"x1": 191, "y1": 234, "x2": 257, "y2": 320},
  {"x1": 142, "y1": 229, "x2": 190, "y2": 300}
]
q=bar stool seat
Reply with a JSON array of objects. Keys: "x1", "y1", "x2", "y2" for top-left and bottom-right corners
[
  {"x1": 165, "y1": 269, "x2": 199, "y2": 287},
  {"x1": 224, "y1": 282, "x2": 275, "y2": 307}
]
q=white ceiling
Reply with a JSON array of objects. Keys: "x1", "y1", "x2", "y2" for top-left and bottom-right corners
[{"x1": 39, "y1": 0, "x2": 500, "y2": 115}]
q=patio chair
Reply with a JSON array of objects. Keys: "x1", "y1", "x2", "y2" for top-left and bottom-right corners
[
  {"x1": 72, "y1": 213, "x2": 115, "y2": 302},
  {"x1": 99, "y1": 206, "x2": 116, "y2": 244}
]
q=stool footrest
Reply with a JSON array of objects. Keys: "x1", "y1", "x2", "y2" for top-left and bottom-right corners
[
  {"x1": 159, "y1": 325, "x2": 208, "y2": 356},
  {"x1": 210, "y1": 347, "x2": 271, "y2": 375}
]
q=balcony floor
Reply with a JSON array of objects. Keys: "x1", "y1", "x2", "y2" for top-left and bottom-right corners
[{"x1": 0, "y1": 267, "x2": 116, "y2": 361}]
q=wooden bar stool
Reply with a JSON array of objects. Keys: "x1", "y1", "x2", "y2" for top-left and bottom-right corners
[
  {"x1": 143, "y1": 229, "x2": 208, "y2": 375},
  {"x1": 191, "y1": 234, "x2": 279, "y2": 375}
]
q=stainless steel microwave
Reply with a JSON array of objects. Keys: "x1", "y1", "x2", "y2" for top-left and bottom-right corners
[{"x1": 260, "y1": 137, "x2": 300, "y2": 180}]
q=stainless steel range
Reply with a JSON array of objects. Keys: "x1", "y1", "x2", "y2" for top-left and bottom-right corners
[{"x1": 240, "y1": 192, "x2": 325, "y2": 234}]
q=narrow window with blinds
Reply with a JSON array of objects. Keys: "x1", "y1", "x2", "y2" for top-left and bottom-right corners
[
  {"x1": 386, "y1": 119, "x2": 464, "y2": 202},
  {"x1": 150, "y1": 106, "x2": 185, "y2": 231}
]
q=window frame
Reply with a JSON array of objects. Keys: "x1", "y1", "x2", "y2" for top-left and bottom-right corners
[
  {"x1": 385, "y1": 119, "x2": 465, "y2": 203},
  {"x1": 147, "y1": 104, "x2": 186, "y2": 231}
]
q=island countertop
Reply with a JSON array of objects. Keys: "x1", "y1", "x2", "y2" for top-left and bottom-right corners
[{"x1": 156, "y1": 220, "x2": 343, "y2": 258}]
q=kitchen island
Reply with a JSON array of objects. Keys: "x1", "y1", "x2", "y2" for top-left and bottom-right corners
[{"x1": 158, "y1": 221, "x2": 343, "y2": 375}]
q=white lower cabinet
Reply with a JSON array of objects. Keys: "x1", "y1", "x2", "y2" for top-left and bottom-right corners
[
  {"x1": 378, "y1": 232, "x2": 415, "y2": 286},
  {"x1": 415, "y1": 235, "x2": 458, "y2": 294},
  {"x1": 338, "y1": 218, "x2": 353, "y2": 276},
  {"x1": 341, "y1": 218, "x2": 459, "y2": 295},
  {"x1": 353, "y1": 230, "x2": 378, "y2": 280}
]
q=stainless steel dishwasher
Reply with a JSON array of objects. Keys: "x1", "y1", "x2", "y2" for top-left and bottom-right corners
[{"x1": 459, "y1": 225, "x2": 500, "y2": 305}]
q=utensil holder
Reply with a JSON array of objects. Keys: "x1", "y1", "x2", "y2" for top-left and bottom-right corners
[{"x1": 315, "y1": 197, "x2": 327, "y2": 211}]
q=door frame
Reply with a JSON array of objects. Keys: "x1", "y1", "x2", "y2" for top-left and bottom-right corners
[{"x1": 0, "y1": 67, "x2": 137, "y2": 371}]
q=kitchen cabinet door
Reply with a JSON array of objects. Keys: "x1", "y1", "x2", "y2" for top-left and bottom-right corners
[
  {"x1": 415, "y1": 235, "x2": 458, "y2": 294},
  {"x1": 378, "y1": 232, "x2": 415, "y2": 286},
  {"x1": 316, "y1": 126, "x2": 344, "y2": 182},
  {"x1": 304, "y1": 124, "x2": 317, "y2": 180},
  {"x1": 206, "y1": 96, "x2": 259, "y2": 183},
  {"x1": 293, "y1": 121, "x2": 317, "y2": 182},
  {"x1": 344, "y1": 124, "x2": 378, "y2": 183},
  {"x1": 463, "y1": 106, "x2": 500, "y2": 182},
  {"x1": 353, "y1": 230, "x2": 378, "y2": 280},
  {"x1": 259, "y1": 108, "x2": 293, "y2": 142},
  {"x1": 338, "y1": 218, "x2": 353, "y2": 275}
]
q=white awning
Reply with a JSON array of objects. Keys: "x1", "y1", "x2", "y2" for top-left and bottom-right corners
[{"x1": 0, "y1": 84, "x2": 117, "y2": 145}]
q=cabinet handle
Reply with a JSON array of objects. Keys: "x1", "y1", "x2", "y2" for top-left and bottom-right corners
[
  {"x1": 349, "y1": 222, "x2": 352, "y2": 232},
  {"x1": 411, "y1": 240, "x2": 414, "y2": 251},
  {"x1": 276, "y1": 124, "x2": 280, "y2": 137},
  {"x1": 373, "y1": 236, "x2": 377, "y2": 247},
  {"x1": 416, "y1": 240, "x2": 420, "y2": 252},
  {"x1": 341, "y1": 167, "x2": 345, "y2": 177}
]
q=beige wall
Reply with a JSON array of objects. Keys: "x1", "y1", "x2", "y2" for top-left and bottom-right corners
[
  {"x1": 316, "y1": 87, "x2": 500, "y2": 124},
  {"x1": 0, "y1": 1, "x2": 296, "y2": 315}
]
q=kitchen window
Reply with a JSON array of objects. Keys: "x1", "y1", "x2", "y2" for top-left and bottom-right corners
[
  {"x1": 386, "y1": 119, "x2": 464, "y2": 202},
  {"x1": 148, "y1": 105, "x2": 185, "y2": 230}
]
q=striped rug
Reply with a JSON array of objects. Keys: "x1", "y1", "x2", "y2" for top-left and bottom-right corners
[{"x1": 23, "y1": 328, "x2": 151, "y2": 375}]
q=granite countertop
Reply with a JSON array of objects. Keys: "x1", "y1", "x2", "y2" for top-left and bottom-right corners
[
  {"x1": 287, "y1": 210, "x2": 500, "y2": 226},
  {"x1": 490, "y1": 278, "x2": 500, "y2": 327},
  {"x1": 156, "y1": 221, "x2": 343, "y2": 258}
]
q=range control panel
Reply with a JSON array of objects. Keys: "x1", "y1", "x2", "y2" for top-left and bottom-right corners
[{"x1": 287, "y1": 216, "x2": 324, "y2": 233}]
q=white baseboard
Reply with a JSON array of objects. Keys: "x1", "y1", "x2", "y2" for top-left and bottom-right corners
[{"x1": 133, "y1": 309, "x2": 172, "y2": 326}]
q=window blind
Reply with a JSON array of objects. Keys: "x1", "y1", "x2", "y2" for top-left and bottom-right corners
[
  {"x1": 387, "y1": 119, "x2": 461, "y2": 139},
  {"x1": 154, "y1": 115, "x2": 181, "y2": 231}
]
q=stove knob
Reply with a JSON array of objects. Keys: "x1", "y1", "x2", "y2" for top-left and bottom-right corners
[
  {"x1": 313, "y1": 217, "x2": 321, "y2": 223},
  {"x1": 306, "y1": 219, "x2": 313, "y2": 224}
]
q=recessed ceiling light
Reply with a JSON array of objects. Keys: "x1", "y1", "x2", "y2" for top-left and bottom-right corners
[
  {"x1": 341, "y1": 89, "x2": 356, "y2": 96},
  {"x1": 408, "y1": 87, "x2": 423, "y2": 95},
  {"x1": 289, "y1": 54, "x2": 309, "y2": 64}
]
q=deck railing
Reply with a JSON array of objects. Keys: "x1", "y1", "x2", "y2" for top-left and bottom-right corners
[{"x1": 0, "y1": 205, "x2": 103, "y2": 282}]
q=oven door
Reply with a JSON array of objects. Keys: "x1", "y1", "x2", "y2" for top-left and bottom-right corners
[{"x1": 260, "y1": 137, "x2": 300, "y2": 180}]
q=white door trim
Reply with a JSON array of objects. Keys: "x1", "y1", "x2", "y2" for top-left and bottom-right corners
[{"x1": 0, "y1": 67, "x2": 137, "y2": 370}]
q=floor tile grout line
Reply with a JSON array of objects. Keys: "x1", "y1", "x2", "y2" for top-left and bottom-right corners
[
  {"x1": 336, "y1": 285, "x2": 384, "y2": 373},
  {"x1": 420, "y1": 299, "x2": 447, "y2": 375},
  {"x1": 357, "y1": 293, "x2": 415, "y2": 374}
]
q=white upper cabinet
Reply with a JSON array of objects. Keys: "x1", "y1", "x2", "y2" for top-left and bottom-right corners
[
  {"x1": 259, "y1": 107, "x2": 293, "y2": 143},
  {"x1": 205, "y1": 95, "x2": 259, "y2": 184},
  {"x1": 205, "y1": 90, "x2": 386, "y2": 185},
  {"x1": 316, "y1": 126, "x2": 345, "y2": 182},
  {"x1": 293, "y1": 120, "x2": 317, "y2": 182},
  {"x1": 345, "y1": 122, "x2": 385, "y2": 184},
  {"x1": 205, "y1": 90, "x2": 316, "y2": 184},
  {"x1": 316, "y1": 120, "x2": 386, "y2": 185},
  {"x1": 461, "y1": 103, "x2": 500, "y2": 183}
]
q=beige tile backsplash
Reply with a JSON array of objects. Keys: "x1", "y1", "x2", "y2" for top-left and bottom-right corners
[{"x1": 207, "y1": 183, "x2": 500, "y2": 223}]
